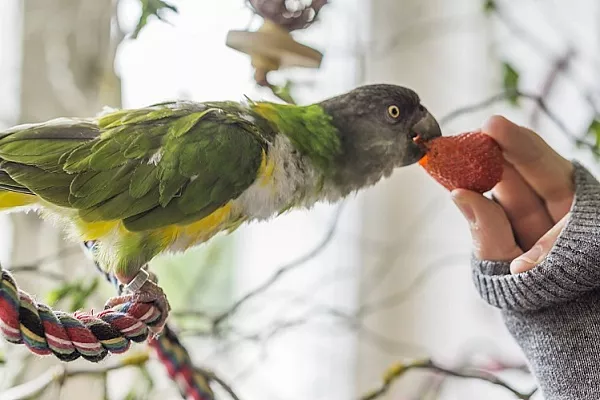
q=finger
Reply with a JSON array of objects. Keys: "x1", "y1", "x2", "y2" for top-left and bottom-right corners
[
  {"x1": 452, "y1": 189, "x2": 523, "y2": 261},
  {"x1": 510, "y1": 213, "x2": 570, "y2": 274},
  {"x1": 492, "y1": 162, "x2": 554, "y2": 250},
  {"x1": 482, "y1": 116, "x2": 574, "y2": 221}
]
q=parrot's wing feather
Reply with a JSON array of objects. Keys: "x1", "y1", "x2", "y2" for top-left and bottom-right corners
[
  {"x1": 0, "y1": 102, "x2": 267, "y2": 232},
  {"x1": 122, "y1": 120, "x2": 265, "y2": 231},
  {"x1": 0, "y1": 170, "x2": 32, "y2": 194},
  {"x1": 0, "y1": 120, "x2": 101, "y2": 205},
  {"x1": 81, "y1": 104, "x2": 266, "y2": 231}
]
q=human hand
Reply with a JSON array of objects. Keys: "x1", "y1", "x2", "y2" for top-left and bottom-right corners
[{"x1": 451, "y1": 116, "x2": 574, "y2": 274}]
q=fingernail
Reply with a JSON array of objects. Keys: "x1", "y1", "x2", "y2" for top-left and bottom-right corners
[
  {"x1": 452, "y1": 193, "x2": 476, "y2": 224},
  {"x1": 511, "y1": 245, "x2": 544, "y2": 274}
]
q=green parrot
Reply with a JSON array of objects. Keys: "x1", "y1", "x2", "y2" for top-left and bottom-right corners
[{"x1": 0, "y1": 84, "x2": 441, "y2": 325}]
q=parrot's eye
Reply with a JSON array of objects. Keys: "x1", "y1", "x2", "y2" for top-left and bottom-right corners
[{"x1": 387, "y1": 105, "x2": 400, "y2": 120}]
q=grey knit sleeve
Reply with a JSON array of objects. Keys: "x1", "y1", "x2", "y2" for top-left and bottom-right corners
[{"x1": 471, "y1": 161, "x2": 600, "y2": 399}]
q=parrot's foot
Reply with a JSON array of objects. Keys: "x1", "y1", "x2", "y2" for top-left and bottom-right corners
[{"x1": 105, "y1": 273, "x2": 171, "y2": 335}]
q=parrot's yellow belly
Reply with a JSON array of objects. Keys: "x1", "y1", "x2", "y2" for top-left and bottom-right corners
[
  {"x1": 75, "y1": 202, "x2": 237, "y2": 251},
  {"x1": 162, "y1": 202, "x2": 240, "y2": 250}
]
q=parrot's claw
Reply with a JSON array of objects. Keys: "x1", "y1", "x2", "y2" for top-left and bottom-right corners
[{"x1": 105, "y1": 279, "x2": 171, "y2": 335}]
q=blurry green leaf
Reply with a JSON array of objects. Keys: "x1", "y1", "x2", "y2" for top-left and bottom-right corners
[
  {"x1": 46, "y1": 283, "x2": 76, "y2": 306},
  {"x1": 270, "y1": 81, "x2": 297, "y2": 105},
  {"x1": 69, "y1": 278, "x2": 100, "y2": 312},
  {"x1": 150, "y1": 235, "x2": 233, "y2": 311},
  {"x1": 123, "y1": 390, "x2": 140, "y2": 400},
  {"x1": 586, "y1": 118, "x2": 600, "y2": 142},
  {"x1": 586, "y1": 118, "x2": 600, "y2": 156},
  {"x1": 45, "y1": 278, "x2": 100, "y2": 312},
  {"x1": 132, "y1": 0, "x2": 178, "y2": 39},
  {"x1": 502, "y1": 62, "x2": 520, "y2": 106},
  {"x1": 483, "y1": 0, "x2": 497, "y2": 15}
]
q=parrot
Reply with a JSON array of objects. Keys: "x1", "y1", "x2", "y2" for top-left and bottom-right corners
[{"x1": 0, "y1": 84, "x2": 441, "y2": 327}]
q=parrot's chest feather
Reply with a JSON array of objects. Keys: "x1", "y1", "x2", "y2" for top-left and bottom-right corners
[{"x1": 233, "y1": 135, "x2": 341, "y2": 220}]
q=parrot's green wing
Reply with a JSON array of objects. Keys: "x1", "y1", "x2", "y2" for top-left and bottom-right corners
[
  {"x1": 0, "y1": 102, "x2": 269, "y2": 232},
  {"x1": 0, "y1": 119, "x2": 102, "y2": 206}
]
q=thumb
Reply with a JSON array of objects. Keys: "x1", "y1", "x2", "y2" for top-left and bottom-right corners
[
  {"x1": 451, "y1": 189, "x2": 523, "y2": 261},
  {"x1": 510, "y1": 213, "x2": 569, "y2": 274}
]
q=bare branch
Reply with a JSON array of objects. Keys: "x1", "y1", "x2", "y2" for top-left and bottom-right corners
[
  {"x1": 440, "y1": 90, "x2": 593, "y2": 152},
  {"x1": 6, "y1": 246, "x2": 86, "y2": 281},
  {"x1": 440, "y1": 91, "x2": 508, "y2": 126},
  {"x1": 204, "y1": 370, "x2": 243, "y2": 400},
  {"x1": 21, "y1": 246, "x2": 82, "y2": 268},
  {"x1": 359, "y1": 196, "x2": 445, "y2": 299},
  {"x1": 490, "y1": 1, "x2": 600, "y2": 115},
  {"x1": 360, "y1": 359, "x2": 538, "y2": 400},
  {"x1": 8, "y1": 265, "x2": 66, "y2": 281},
  {"x1": 358, "y1": 253, "x2": 468, "y2": 316},
  {"x1": 1, "y1": 352, "x2": 150, "y2": 400},
  {"x1": 529, "y1": 48, "x2": 575, "y2": 128},
  {"x1": 492, "y1": 2, "x2": 555, "y2": 59},
  {"x1": 210, "y1": 203, "x2": 345, "y2": 330},
  {"x1": 367, "y1": 12, "x2": 484, "y2": 56}
]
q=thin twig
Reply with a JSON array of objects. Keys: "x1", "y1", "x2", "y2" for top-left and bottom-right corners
[
  {"x1": 439, "y1": 91, "x2": 512, "y2": 126},
  {"x1": 184, "y1": 298, "x2": 425, "y2": 360},
  {"x1": 171, "y1": 309, "x2": 213, "y2": 320},
  {"x1": 1, "y1": 352, "x2": 150, "y2": 400},
  {"x1": 491, "y1": 1, "x2": 600, "y2": 115},
  {"x1": 359, "y1": 196, "x2": 444, "y2": 299},
  {"x1": 493, "y1": 3, "x2": 555, "y2": 59},
  {"x1": 530, "y1": 48, "x2": 575, "y2": 128},
  {"x1": 205, "y1": 370, "x2": 242, "y2": 400},
  {"x1": 360, "y1": 359, "x2": 537, "y2": 400},
  {"x1": 210, "y1": 203, "x2": 345, "y2": 330},
  {"x1": 367, "y1": 12, "x2": 484, "y2": 56},
  {"x1": 440, "y1": 90, "x2": 593, "y2": 151},
  {"x1": 357, "y1": 253, "x2": 468, "y2": 316},
  {"x1": 8, "y1": 265, "x2": 66, "y2": 281},
  {"x1": 17, "y1": 246, "x2": 81, "y2": 268}
]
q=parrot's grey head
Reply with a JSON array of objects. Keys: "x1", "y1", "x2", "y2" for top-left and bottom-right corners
[{"x1": 319, "y1": 84, "x2": 441, "y2": 191}]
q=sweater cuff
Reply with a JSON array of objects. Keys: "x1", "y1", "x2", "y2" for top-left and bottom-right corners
[{"x1": 472, "y1": 161, "x2": 600, "y2": 312}]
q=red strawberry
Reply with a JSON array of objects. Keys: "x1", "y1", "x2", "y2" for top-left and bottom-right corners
[{"x1": 417, "y1": 131, "x2": 503, "y2": 193}]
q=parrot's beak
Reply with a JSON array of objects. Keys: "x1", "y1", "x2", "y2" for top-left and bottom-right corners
[
  {"x1": 412, "y1": 108, "x2": 442, "y2": 142},
  {"x1": 401, "y1": 108, "x2": 442, "y2": 166}
]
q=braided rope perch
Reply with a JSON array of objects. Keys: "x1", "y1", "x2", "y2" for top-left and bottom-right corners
[
  {"x1": 0, "y1": 263, "x2": 163, "y2": 362},
  {"x1": 148, "y1": 328, "x2": 215, "y2": 400},
  {"x1": 0, "y1": 243, "x2": 217, "y2": 400},
  {"x1": 86, "y1": 244, "x2": 215, "y2": 400}
]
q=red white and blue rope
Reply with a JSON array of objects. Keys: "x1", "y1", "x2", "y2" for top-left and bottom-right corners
[
  {"x1": 0, "y1": 241, "x2": 216, "y2": 400},
  {"x1": 84, "y1": 241, "x2": 215, "y2": 400},
  {"x1": 0, "y1": 263, "x2": 161, "y2": 362}
]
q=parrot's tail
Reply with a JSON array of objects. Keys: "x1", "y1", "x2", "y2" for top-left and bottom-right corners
[
  {"x1": 0, "y1": 191, "x2": 37, "y2": 211},
  {"x1": 0, "y1": 117, "x2": 101, "y2": 212},
  {"x1": 0, "y1": 171, "x2": 37, "y2": 211}
]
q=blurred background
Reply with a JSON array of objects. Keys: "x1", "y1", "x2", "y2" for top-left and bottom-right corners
[{"x1": 1, "y1": 0, "x2": 600, "y2": 399}]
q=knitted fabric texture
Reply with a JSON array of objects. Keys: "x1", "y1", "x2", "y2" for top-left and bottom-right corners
[{"x1": 471, "y1": 161, "x2": 600, "y2": 399}]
